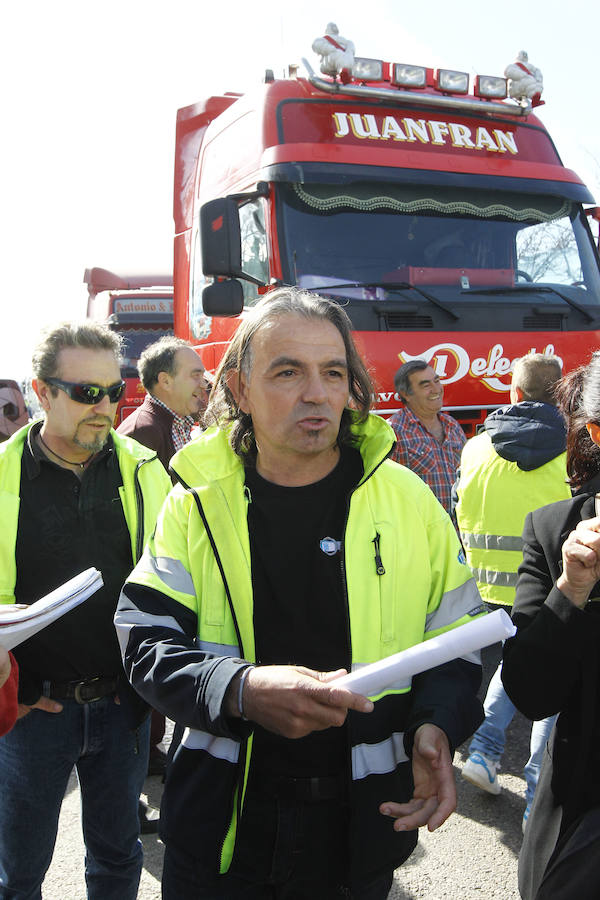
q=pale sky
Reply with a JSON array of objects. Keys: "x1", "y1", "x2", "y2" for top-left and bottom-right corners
[{"x1": 2, "y1": 0, "x2": 599, "y2": 377}]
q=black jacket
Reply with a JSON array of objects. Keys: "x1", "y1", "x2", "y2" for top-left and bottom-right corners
[
  {"x1": 502, "y1": 473, "x2": 600, "y2": 825},
  {"x1": 484, "y1": 401, "x2": 566, "y2": 471}
]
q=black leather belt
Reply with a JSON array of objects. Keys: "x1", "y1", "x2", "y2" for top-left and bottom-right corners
[
  {"x1": 47, "y1": 676, "x2": 119, "y2": 704},
  {"x1": 254, "y1": 773, "x2": 347, "y2": 803}
]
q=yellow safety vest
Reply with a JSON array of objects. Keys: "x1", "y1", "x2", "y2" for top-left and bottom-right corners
[{"x1": 455, "y1": 431, "x2": 570, "y2": 606}]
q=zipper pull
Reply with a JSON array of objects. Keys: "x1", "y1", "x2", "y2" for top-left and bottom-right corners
[
  {"x1": 244, "y1": 485, "x2": 252, "y2": 504},
  {"x1": 372, "y1": 533, "x2": 385, "y2": 575}
]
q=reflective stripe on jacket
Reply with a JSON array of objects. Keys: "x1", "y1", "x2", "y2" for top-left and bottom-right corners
[
  {"x1": 455, "y1": 431, "x2": 570, "y2": 606},
  {"x1": 118, "y1": 412, "x2": 485, "y2": 877}
]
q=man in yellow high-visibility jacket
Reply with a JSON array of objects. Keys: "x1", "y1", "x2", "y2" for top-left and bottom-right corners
[
  {"x1": 116, "y1": 287, "x2": 485, "y2": 899},
  {"x1": 0, "y1": 321, "x2": 171, "y2": 898},
  {"x1": 455, "y1": 353, "x2": 570, "y2": 831}
]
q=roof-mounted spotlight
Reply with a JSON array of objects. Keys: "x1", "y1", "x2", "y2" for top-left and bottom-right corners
[
  {"x1": 435, "y1": 68, "x2": 469, "y2": 94},
  {"x1": 391, "y1": 63, "x2": 427, "y2": 88},
  {"x1": 474, "y1": 74, "x2": 508, "y2": 99},
  {"x1": 351, "y1": 57, "x2": 385, "y2": 81}
]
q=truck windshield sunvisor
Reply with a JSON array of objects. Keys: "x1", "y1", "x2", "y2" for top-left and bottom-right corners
[{"x1": 293, "y1": 182, "x2": 570, "y2": 223}]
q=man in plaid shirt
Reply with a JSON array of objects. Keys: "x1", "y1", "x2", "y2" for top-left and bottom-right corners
[{"x1": 389, "y1": 360, "x2": 465, "y2": 513}]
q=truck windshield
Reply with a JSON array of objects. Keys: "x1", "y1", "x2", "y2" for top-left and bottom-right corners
[
  {"x1": 277, "y1": 182, "x2": 600, "y2": 307},
  {"x1": 118, "y1": 327, "x2": 174, "y2": 377}
]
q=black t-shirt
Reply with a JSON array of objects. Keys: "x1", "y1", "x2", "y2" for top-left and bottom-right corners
[
  {"x1": 14, "y1": 424, "x2": 133, "y2": 703},
  {"x1": 245, "y1": 445, "x2": 363, "y2": 777}
]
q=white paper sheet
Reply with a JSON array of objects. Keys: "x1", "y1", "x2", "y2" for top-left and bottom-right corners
[
  {"x1": 0, "y1": 568, "x2": 103, "y2": 650},
  {"x1": 335, "y1": 608, "x2": 515, "y2": 697}
]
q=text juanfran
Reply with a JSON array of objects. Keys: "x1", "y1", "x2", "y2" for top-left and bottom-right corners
[{"x1": 332, "y1": 112, "x2": 518, "y2": 155}]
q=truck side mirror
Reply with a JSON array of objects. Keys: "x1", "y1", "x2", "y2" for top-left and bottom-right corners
[
  {"x1": 200, "y1": 198, "x2": 243, "y2": 277},
  {"x1": 202, "y1": 279, "x2": 244, "y2": 317}
]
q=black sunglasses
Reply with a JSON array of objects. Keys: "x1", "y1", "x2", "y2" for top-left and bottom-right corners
[{"x1": 45, "y1": 377, "x2": 126, "y2": 405}]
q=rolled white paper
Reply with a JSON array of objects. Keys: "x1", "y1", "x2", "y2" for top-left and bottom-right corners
[
  {"x1": 335, "y1": 608, "x2": 515, "y2": 697},
  {"x1": 0, "y1": 567, "x2": 103, "y2": 651}
]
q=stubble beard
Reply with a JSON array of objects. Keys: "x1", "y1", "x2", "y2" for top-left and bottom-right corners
[{"x1": 73, "y1": 420, "x2": 111, "y2": 454}]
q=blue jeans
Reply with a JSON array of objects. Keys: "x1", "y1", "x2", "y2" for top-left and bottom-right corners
[
  {"x1": 0, "y1": 695, "x2": 150, "y2": 900},
  {"x1": 469, "y1": 661, "x2": 556, "y2": 803}
]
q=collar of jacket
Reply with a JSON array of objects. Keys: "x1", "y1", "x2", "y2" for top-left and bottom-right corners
[
  {"x1": 0, "y1": 421, "x2": 161, "y2": 476},
  {"x1": 0, "y1": 423, "x2": 168, "y2": 600},
  {"x1": 170, "y1": 411, "x2": 396, "y2": 488},
  {"x1": 574, "y1": 470, "x2": 600, "y2": 497},
  {"x1": 483, "y1": 401, "x2": 567, "y2": 471}
]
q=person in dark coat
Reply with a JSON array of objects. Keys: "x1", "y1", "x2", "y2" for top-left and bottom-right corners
[
  {"x1": 117, "y1": 336, "x2": 209, "y2": 471},
  {"x1": 503, "y1": 353, "x2": 600, "y2": 900}
]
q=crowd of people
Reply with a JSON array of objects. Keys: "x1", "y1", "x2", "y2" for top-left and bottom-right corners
[{"x1": 0, "y1": 286, "x2": 599, "y2": 898}]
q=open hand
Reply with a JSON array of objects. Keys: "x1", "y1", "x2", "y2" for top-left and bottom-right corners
[{"x1": 379, "y1": 723, "x2": 455, "y2": 833}]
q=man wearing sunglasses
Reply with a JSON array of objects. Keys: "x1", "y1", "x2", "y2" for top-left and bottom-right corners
[{"x1": 0, "y1": 322, "x2": 171, "y2": 900}]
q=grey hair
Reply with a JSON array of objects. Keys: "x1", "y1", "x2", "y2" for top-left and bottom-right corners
[
  {"x1": 394, "y1": 359, "x2": 429, "y2": 397},
  {"x1": 138, "y1": 336, "x2": 194, "y2": 391},
  {"x1": 204, "y1": 286, "x2": 373, "y2": 461},
  {"x1": 32, "y1": 322, "x2": 123, "y2": 384}
]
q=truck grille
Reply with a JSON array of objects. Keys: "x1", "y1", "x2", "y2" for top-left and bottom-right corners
[
  {"x1": 382, "y1": 313, "x2": 434, "y2": 330},
  {"x1": 522, "y1": 314, "x2": 564, "y2": 329}
]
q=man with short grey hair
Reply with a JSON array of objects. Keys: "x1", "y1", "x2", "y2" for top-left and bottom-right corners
[
  {"x1": 117, "y1": 336, "x2": 209, "y2": 470},
  {"x1": 390, "y1": 359, "x2": 466, "y2": 513}
]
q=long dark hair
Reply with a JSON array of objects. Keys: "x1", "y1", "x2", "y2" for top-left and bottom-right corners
[
  {"x1": 555, "y1": 354, "x2": 600, "y2": 489},
  {"x1": 204, "y1": 287, "x2": 373, "y2": 462}
]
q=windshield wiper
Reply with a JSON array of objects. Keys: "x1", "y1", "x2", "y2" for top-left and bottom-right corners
[
  {"x1": 461, "y1": 283, "x2": 595, "y2": 323},
  {"x1": 305, "y1": 281, "x2": 459, "y2": 321}
]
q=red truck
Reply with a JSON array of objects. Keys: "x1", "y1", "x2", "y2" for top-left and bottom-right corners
[
  {"x1": 173, "y1": 45, "x2": 600, "y2": 435},
  {"x1": 84, "y1": 267, "x2": 173, "y2": 423}
]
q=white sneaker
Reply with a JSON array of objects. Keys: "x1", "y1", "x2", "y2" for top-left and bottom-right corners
[{"x1": 461, "y1": 752, "x2": 501, "y2": 795}]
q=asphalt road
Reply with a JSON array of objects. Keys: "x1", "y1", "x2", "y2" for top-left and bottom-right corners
[{"x1": 44, "y1": 643, "x2": 528, "y2": 899}]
